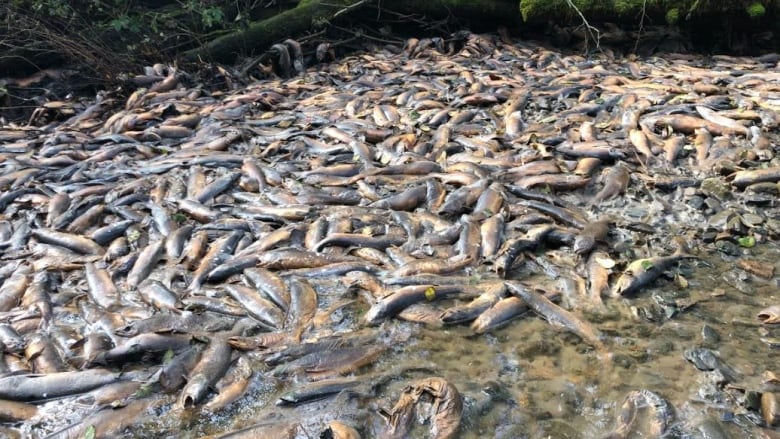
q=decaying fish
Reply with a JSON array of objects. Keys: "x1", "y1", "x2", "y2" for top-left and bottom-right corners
[
  {"x1": 380, "y1": 377, "x2": 462, "y2": 439},
  {"x1": 604, "y1": 389, "x2": 673, "y2": 439},
  {"x1": 573, "y1": 218, "x2": 611, "y2": 255},
  {"x1": 1, "y1": 26, "x2": 776, "y2": 439},
  {"x1": 611, "y1": 250, "x2": 696, "y2": 297},
  {"x1": 589, "y1": 163, "x2": 630, "y2": 206},
  {"x1": 506, "y1": 281, "x2": 607, "y2": 354},
  {"x1": 758, "y1": 306, "x2": 780, "y2": 324}
]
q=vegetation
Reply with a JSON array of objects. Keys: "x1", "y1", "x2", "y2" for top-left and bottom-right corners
[
  {"x1": 1, "y1": 0, "x2": 778, "y2": 82},
  {"x1": 519, "y1": 0, "x2": 777, "y2": 22}
]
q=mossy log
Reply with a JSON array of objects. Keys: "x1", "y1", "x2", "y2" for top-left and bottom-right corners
[
  {"x1": 181, "y1": 0, "x2": 522, "y2": 64},
  {"x1": 181, "y1": 0, "x2": 364, "y2": 63}
]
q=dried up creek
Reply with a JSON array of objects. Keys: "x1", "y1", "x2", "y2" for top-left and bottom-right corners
[{"x1": 1, "y1": 33, "x2": 780, "y2": 438}]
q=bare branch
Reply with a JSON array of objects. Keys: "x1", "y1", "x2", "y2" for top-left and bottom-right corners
[
  {"x1": 563, "y1": 0, "x2": 601, "y2": 53},
  {"x1": 634, "y1": 0, "x2": 648, "y2": 53}
]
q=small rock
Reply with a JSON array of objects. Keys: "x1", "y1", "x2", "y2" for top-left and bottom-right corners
[
  {"x1": 715, "y1": 239, "x2": 740, "y2": 256},
  {"x1": 700, "y1": 177, "x2": 731, "y2": 200},
  {"x1": 741, "y1": 212, "x2": 764, "y2": 227}
]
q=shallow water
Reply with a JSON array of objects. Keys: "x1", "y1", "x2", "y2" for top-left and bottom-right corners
[{"x1": 156, "y1": 243, "x2": 780, "y2": 438}]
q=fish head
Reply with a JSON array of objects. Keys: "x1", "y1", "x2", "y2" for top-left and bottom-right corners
[
  {"x1": 611, "y1": 273, "x2": 636, "y2": 297},
  {"x1": 573, "y1": 236, "x2": 594, "y2": 254}
]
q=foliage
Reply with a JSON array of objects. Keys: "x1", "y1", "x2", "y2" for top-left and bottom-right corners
[
  {"x1": 746, "y1": 2, "x2": 766, "y2": 17},
  {"x1": 2, "y1": 0, "x2": 265, "y2": 77},
  {"x1": 665, "y1": 7, "x2": 679, "y2": 24},
  {"x1": 519, "y1": 0, "x2": 778, "y2": 23}
]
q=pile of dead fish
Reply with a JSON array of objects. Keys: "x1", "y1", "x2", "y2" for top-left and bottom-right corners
[{"x1": 1, "y1": 31, "x2": 780, "y2": 438}]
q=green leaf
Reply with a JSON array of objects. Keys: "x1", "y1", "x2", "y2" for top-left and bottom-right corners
[
  {"x1": 162, "y1": 348, "x2": 175, "y2": 363},
  {"x1": 738, "y1": 236, "x2": 756, "y2": 248},
  {"x1": 127, "y1": 229, "x2": 141, "y2": 243},
  {"x1": 424, "y1": 287, "x2": 436, "y2": 301},
  {"x1": 84, "y1": 425, "x2": 96, "y2": 439},
  {"x1": 640, "y1": 260, "x2": 654, "y2": 270}
]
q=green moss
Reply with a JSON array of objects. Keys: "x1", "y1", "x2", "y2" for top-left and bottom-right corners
[
  {"x1": 666, "y1": 7, "x2": 679, "y2": 24},
  {"x1": 520, "y1": 0, "x2": 776, "y2": 24},
  {"x1": 519, "y1": 0, "x2": 564, "y2": 21},
  {"x1": 614, "y1": 0, "x2": 637, "y2": 15},
  {"x1": 746, "y1": 2, "x2": 766, "y2": 17}
]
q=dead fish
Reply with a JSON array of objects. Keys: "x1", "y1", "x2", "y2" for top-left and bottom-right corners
[
  {"x1": 729, "y1": 166, "x2": 780, "y2": 188},
  {"x1": 160, "y1": 344, "x2": 204, "y2": 393},
  {"x1": 381, "y1": 377, "x2": 462, "y2": 439},
  {"x1": 440, "y1": 281, "x2": 506, "y2": 324},
  {"x1": 243, "y1": 267, "x2": 290, "y2": 312},
  {"x1": 604, "y1": 389, "x2": 673, "y2": 439},
  {"x1": 276, "y1": 376, "x2": 362, "y2": 406},
  {"x1": 203, "y1": 355, "x2": 253, "y2": 412},
  {"x1": 628, "y1": 128, "x2": 653, "y2": 160},
  {"x1": 479, "y1": 214, "x2": 505, "y2": 259},
  {"x1": 31, "y1": 229, "x2": 104, "y2": 255},
  {"x1": 389, "y1": 254, "x2": 473, "y2": 278},
  {"x1": 228, "y1": 332, "x2": 288, "y2": 351},
  {"x1": 470, "y1": 296, "x2": 527, "y2": 334},
  {"x1": 506, "y1": 281, "x2": 607, "y2": 354},
  {"x1": 126, "y1": 239, "x2": 166, "y2": 289},
  {"x1": 573, "y1": 219, "x2": 610, "y2": 255},
  {"x1": 0, "y1": 400, "x2": 38, "y2": 422},
  {"x1": 611, "y1": 250, "x2": 695, "y2": 297},
  {"x1": 695, "y1": 105, "x2": 750, "y2": 136},
  {"x1": 589, "y1": 163, "x2": 630, "y2": 206},
  {"x1": 0, "y1": 369, "x2": 124, "y2": 401},
  {"x1": 0, "y1": 324, "x2": 25, "y2": 353},
  {"x1": 274, "y1": 345, "x2": 384, "y2": 378},
  {"x1": 762, "y1": 392, "x2": 780, "y2": 427},
  {"x1": 322, "y1": 421, "x2": 361, "y2": 439},
  {"x1": 285, "y1": 277, "x2": 317, "y2": 341},
  {"x1": 493, "y1": 224, "x2": 556, "y2": 277},
  {"x1": 556, "y1": 141, "x2": 625, "y2": 160},
  {"x1": 693, "y1": 127, "x2": 712, "y2": 165},
  {"x1": 0, "y1": 265, "x2": 30, "y2": 312},
  {"x1": 45, "y1": 395, "x2": 168, "y2": 439},
  {"x1": 758, "y1": 305, "x2": 780, "y2": 324},
  {"x1": 437, "y1": 178, "x2": 490, "y2": 216},
  {"x1": 662, "y1": 135, "x2": 685, "y2": 163},
  {"x1": 25, "y1": 333, "x2": 65, "y2": 373},
  {"x1": 314, "y1": 233, "x2": 407, "y2": 252},
  {"x1": 224, "y1": 284, "x2": 285, "y2": 330},
  {"x1": 180, "y1": 338, "x2": 233, "y2": 407},
  {"x1": 138, "y1": 279, "x2": 181, "y2": 311},
  {"x1": 585, "y1": 251, "x2": 613, "y2": 304},
  {"x1": 258, "y1": 248, "x2": 362, "y2": 270},
  {"x1": 365, "y1": 284, "x2": 477, "y2": 325},
  {"x1": 514, "y1": 199, "x2": 587, "y2": 228},
  {"x1": 514, "y1": 173, "x2": 590, "y2": 191},
  {"x1": 98, "y1": 333, "x2": 192, "y2": 363},
  {"x1": 191, "y1": 231, "x2": 244, "y2": 290}
]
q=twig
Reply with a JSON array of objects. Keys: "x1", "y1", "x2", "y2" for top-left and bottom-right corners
[
  {"x1": 333, "y1": 25, "x2": 403, "y2": 45},
  {"x1": 333, "y1": 0, "x2": 369, "y2": 19},
  {"x1": 633, "y1": 0, "x2": 647, "y2": 53},
  {"x1": 563, "y1": 0, "x2": 601, "y2": 54}
]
